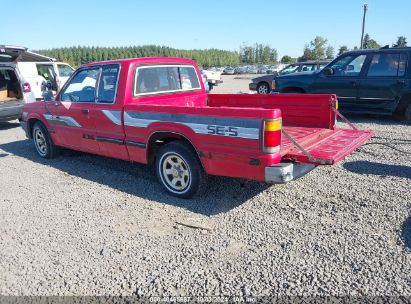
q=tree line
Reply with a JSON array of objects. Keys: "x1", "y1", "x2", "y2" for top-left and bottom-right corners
[
  {"x1": 239, "y1": 43, "x2": 278, "y2": 64},
  {"x1": 36, "y1": 45, "x2": 242, "y2": 68},
  {"x1": 36, "y1": 35, "x2": 408, "y2": 68}
]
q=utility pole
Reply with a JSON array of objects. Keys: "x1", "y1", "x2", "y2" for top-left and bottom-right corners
[{"x1": 360, "y1": 4, "x2": 368, "y2": 49}]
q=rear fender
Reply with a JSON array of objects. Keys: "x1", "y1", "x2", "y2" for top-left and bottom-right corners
[{"x1": 146, "y1": 128, "x2": 203, "y2": 169}]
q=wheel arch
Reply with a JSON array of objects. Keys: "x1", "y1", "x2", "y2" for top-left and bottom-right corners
[
  {"x1": 146, "y1": 131, "x2": 204, "y2": 168},
  {"x1": 257, "y1": 81, "x2": 270, "y2": 88},
  {"x1": 27, "y1": 116, "x2": 47, "y2": 139}
]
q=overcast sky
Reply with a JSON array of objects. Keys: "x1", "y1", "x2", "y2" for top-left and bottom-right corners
[{"x1": 3, "y1": 0, "x2": 410, "y2": 57}]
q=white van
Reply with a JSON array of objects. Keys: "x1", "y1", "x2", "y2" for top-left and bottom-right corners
[
  {"x1": 0, "y1": 46, "x2": 36, "y2": 122},
  {"x1": 17, "y1": 61, "x2": 74, "y2": 100}
]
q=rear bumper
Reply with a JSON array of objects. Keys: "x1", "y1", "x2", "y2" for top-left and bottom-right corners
[
  {"x1": 265, "y1": 163, "x2": 316, "y2": 183},
  {"x1": 249, "y1": 83, "x2": 257, "y2": 91},
  {"x1": 0, "y1": 102, "x2": 23, "y2": 122}
]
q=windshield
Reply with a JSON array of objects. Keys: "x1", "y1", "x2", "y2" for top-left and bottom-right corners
[{"x1": 58, "y1": 64, "x2": 74, "y2": 77}]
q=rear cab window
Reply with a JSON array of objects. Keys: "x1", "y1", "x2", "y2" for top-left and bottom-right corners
[{"x1": 134, "y1": 65, "x2": 201, "y2": 96}]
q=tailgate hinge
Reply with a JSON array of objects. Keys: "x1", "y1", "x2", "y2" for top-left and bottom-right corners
[
  {"x1": 331, "y1": 96, "x2": 357, "y2": 130},
  {"x1": 282, "y1": 129, "x2": 333, "y2": 165}
]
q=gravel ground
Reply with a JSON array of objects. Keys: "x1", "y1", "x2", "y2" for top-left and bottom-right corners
[{"x1": 0, "y1": 76, "x2": 410, "y2": 297}]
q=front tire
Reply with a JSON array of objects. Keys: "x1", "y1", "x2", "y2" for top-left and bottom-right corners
[
  {"x1": 257, "y1": 82, "x2": 270, "y2": 94},
  {"x1": 32, "y1": 122, "x2": 58, "y2": 158},
  {"x1": 155, "y1": 141, "x2": 207, "y2": 198}
]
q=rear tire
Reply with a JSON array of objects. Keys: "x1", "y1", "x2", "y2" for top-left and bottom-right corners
[
  {"x1": 32, "y1": 122, "x2": 59, "y2": 158},
  {"x1": 155, "y1": 141, "x2": 207, "y2": 198},
  {"x1": 257, "y1": 83, "x2": 270, "y2": 94}
]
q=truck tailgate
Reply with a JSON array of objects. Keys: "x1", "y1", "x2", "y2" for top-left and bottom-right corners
[{"x1": 281, "y1": 127, "x2": 374, "y2": 165}]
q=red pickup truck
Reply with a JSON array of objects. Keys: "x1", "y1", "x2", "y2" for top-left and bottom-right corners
[{"x1": 20, "y1": 57, "x2": 373, "y2": 198}]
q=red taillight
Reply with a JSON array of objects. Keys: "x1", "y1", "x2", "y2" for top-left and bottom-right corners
[
  {"x1": 262, "y1": 119, "x2": 282, "y2": 153},
  {"x1": 23, "y1": 83, "x2": 31, "y2": 93}
]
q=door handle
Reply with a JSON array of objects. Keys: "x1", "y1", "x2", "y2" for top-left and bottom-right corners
[
  {"x1": 398, "y1": 80, "x2": 406, "y2": 85},
  {"x1": 349, "y1": 80, "x2": 357, "y2": 85},
  {"x1": 80, "y1": 109, "x2": 89, "y2": 114}
]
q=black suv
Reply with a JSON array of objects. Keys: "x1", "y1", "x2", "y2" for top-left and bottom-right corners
[{"x1": 272, "y1": 47, "x2": 411, "y2": 122}]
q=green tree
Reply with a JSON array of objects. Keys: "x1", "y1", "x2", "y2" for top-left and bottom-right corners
[
  {"x1": 299, "y1": 37, "x2": 334, "y2": 61},
  {"x1": 326, "y1": 46, "x2": 334, "y2": 59},
  {"x1": 393, "y1": 36, "x2": 407, "y2": 47},
  {"x1": 338, "y1": 45, "x2": 348, "y2": 55},
  {"x1": 310, "y1": 36, "x2": 328, "y2": 60},
  {"x1": 299, "y1": 44, "x2": 314, "y2": 62},
  {"x1": 281, "y1": 55, "x2": 293, "y2": 64},
  {"x1": 363, "y1": 33, "x2": 381, "y2": 49}
]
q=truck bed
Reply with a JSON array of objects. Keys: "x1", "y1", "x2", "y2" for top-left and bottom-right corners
[{"x1": 208, "y1": 93, "x2": 374, "y2": 165}]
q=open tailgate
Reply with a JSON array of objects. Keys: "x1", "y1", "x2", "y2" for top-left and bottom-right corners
[{"x1": 281, "y1": 127, "x2": 374, "y2": 165}]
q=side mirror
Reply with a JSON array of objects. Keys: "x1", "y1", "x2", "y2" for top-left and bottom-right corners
[{"x1": 323, "y1": 67, "x2": 334, "y2": 76}]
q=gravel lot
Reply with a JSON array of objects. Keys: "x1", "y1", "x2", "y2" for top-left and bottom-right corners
[{"x1": 0, "y1": 75, "x2": 410, "y2": 297}]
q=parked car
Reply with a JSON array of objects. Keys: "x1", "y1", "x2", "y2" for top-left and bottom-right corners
[
  {"x1": 202, "y1": 68, "x2": 223, "y2": 89},
  {"x1": 249, "y1": 60, "x2": 331, "y2": 94},
  {"x1": 199, "y1": 68, "x2": 210, "y2": 92},
  {"x1": 278, "y1": 60, "x2": 330, "y2": 75},
  {"x1": 21, "y1": 57, "x2": 372, "y2": 198},
  {"x1": 257, "y1": 66, "x2": 268, "y2": 74},
  {"x1": 17, "y1": 60, "x2": 74, "y2": 100},
  {"x1": 271, "y1": 47, "x2": 411, "y2": 121},
  {"x1": 247, "y1": 66, "x2": 259, "y2": 74},
  {"x1": 0, "y1": 45, "x2": 36, "y2": 122},
  {"x1": 266, "y1": 64, "x2": 286, "y2": 74},
  {"x1": 235, "y1": 66, "x2": 247, "y2": 74},
  {"x1": 223, "y1": 67, "x2": 235, "y2": 75}
]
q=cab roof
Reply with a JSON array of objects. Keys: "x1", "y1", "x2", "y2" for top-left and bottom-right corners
[{"x1": 82, "y1": 57, "x2": 197, "y2": 67}]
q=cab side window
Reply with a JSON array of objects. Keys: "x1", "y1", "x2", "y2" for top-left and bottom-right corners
[
  {"x1": 98, "y1": 65, "x2": 120, "y2": 103},
  {"x1": 60, "y1": 68, "x2": 99, "y2": 102},
  {"x1": 367, "y1": 53, "x2": 407, "y2": 77}
]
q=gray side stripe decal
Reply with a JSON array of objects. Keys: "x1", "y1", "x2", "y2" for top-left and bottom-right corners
[
  {"x1": 102, "y1": 110, "x2": 121, "y2": 125},
  {"x1": 102, "y1": 110, "x2": 261, "y2": 140},
  {"x1": 43, "y1": 114, "x2": 82, "y2": 128},
  {"x1": 125, "y1": 111, "x2": 260, "y2": 128}
]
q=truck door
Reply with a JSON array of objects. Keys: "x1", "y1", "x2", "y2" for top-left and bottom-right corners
[
  {"x1": 90, "y1": 64, "x2": 129, "y2": 160},
  {"x1": 311, "y1": 53, "x2": 368, "y2": 110},
  {"x1": 357, "y1": 52, "x2": 408, "y2": 113},
  {"x1": 49, "y1": 67, "x2": 100, "y2": 153}
]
